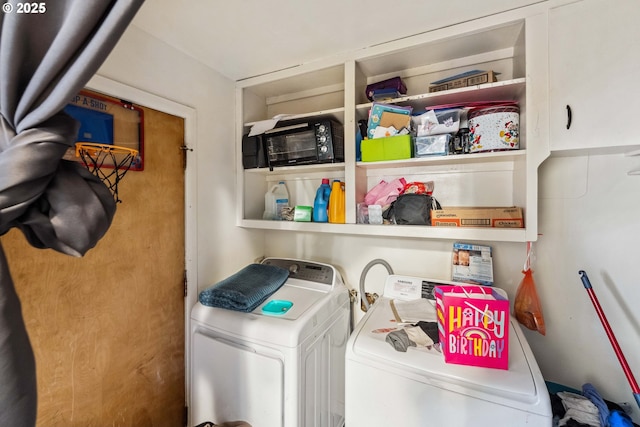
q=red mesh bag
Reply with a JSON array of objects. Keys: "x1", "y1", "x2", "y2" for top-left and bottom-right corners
[{"x1": 514, "y1": 243, "x2": 546, "y2": 336}]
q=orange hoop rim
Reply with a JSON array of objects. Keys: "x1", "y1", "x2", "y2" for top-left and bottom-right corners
[
  {"x1": 75, "y1": 142, "x2": 139, "y2": 158},
  {"x1": 74, "y1": 142, "x2": 139, "y2": 203}
]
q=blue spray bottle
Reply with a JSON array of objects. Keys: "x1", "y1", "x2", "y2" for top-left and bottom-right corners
[{"x1": 313, "y1": 178, "x2": 331, "y2": 222}]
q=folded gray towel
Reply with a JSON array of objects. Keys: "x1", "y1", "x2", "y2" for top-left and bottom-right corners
[{"x1": 199, "y1": 263, "x2": 289, "y2": 312}]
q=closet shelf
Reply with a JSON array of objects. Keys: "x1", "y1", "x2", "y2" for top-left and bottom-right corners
[
  {"x1": 244, "y1": 107, "x2": 345, "y2": 128},
  {"x1": 240, "y1": 219, "x2": 528, "y2": 242},
  {"x1": 356, "y1": 78, "x2": 526, "y2": 112},
  {"x1": 357, "y1": 150, "x2": 526, "y2": 170}
]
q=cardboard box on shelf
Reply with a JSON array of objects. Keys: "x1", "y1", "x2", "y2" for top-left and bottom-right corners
[
  {"x1": 431, "y1": 207, "x2": 523, "y2": 228},
  {"x1": 379, "y1": 111, "x2": 411, "y2": 131},
  {"x1": 429, "y1": 70, "x2": 498, "y2": 93},
  {"x1": 293, "y1": 206, "x2": 312, "y2": 222}
]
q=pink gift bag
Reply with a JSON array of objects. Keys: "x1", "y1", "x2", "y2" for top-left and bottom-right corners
[{"x1": 435, "y1": 284, "x2": 510, "y2": 370}]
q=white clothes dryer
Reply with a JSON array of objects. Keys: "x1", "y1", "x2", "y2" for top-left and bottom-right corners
[
  {"x1": 190, "y1": 258, "x2": 350, "y2": 427},
  {"x1": 345, "y1": 275, "x2": 552, "y2": 427}
]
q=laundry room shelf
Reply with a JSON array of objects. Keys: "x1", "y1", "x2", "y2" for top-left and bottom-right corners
[
  {"x1": 236, "y1": 8, "x2": 550, "y2": 243},
  {"x1": 244, "y1": 107, "x2": 346, "y2": 128},
  {"x1": 244, "y1": 162, "x2": 345, "y2": 176},
  {"x1": 239, "y1": 219, "x2": 527, "y2": 242},
  {"x1": 354, "y1": 78, "x2": 526, "y2": 114},
  {"x1": 357, "y1": 149, "x2": 526, "y2": 170}
]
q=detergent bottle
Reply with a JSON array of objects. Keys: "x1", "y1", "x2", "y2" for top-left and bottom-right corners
[
  {"x1": 328, "y1": 180, "x2": 345, "y2": 224},
  {"x1": 263, "y1": 181, "x2": 289, "y2": 220},
  {"x1": 313, "y1": 178, "x2": 332, "y2": 222}
]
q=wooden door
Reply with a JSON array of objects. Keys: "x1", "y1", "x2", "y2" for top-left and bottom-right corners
[{"x1": 1, "y1": 93, "x2": 186, "y2": 427}]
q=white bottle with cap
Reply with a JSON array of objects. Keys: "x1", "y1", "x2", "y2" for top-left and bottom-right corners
[{"x1": 263, "y1": 181, "x2": 289, "y2": 220}]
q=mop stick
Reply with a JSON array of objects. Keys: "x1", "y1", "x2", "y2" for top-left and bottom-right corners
[{"x1": 578, "y1": 270, "x2": 640, "y2": 410}]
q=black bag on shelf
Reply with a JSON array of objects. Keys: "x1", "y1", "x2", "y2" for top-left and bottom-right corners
[{"x1": 383, "y1": 193, "x2": 442, "y2": 225}]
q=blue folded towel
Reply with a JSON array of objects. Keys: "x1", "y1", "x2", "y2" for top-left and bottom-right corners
[
  {"x1": 198, "y1": 263, "x2": 289, "y2": 312},
  {"x1": 582, "y1": 383, "x2": 609, "y2": 427}
]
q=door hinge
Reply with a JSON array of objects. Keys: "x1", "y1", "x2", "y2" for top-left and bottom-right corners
[
  {"x1": 183, "y1": 405, "x2": 188, "y2": 427},
  {"x1": 179, "y1": 144, "x2": 193, "y2": 169},
  {"x1": 183, "y1": 270, "x2": 188, "y2": 298}
]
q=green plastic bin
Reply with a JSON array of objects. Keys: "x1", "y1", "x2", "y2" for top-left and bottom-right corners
[{"x1": 361, "y1": 135, "x2": 412, "y2": 162}]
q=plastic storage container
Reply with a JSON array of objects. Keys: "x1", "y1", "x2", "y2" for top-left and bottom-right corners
[
  {"x1": 313, "y1": 178, "x2": 332, "y2": 222},
  {"x1": 412, "y1": 109, "x2": 461, "y2": 136},
  {"x1": 361, "y1": 135, "x2": 412, "y2": 162},
  {"x1": 263, "y1": 181, "x2": 290, "y2": 220},
  {"x1": 414, "y1": 134, "x2": 451, "y2": 157},
  {"x1": 328, "y1": 180, "x2": 345, "y2": 224},
  {"x1": 368, "y1": 205, "x2": 383, "y2": 224}
]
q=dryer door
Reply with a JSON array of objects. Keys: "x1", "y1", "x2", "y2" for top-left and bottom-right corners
[{"x1": 191, "y1": 331, "x2": 284, "y2": 427}]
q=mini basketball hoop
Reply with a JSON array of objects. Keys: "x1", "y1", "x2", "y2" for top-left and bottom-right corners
[{"x1": 75, "y1": 142, "x2": 139, "y2": 203}]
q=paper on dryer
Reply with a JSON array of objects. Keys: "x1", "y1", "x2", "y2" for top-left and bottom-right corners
[
  {"x1": 390, "y1": 298, "x2": 437, "y2": 324},
  {"x1": 248, "y1": 114, "x2": 293, "y2": 136}
]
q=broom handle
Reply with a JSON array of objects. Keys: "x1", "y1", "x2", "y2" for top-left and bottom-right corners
[{"x1": 579, "y1": 271, "x2": 640, "y2": 410}]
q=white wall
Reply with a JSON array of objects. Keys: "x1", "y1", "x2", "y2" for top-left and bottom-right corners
[
  {"x1": 96, "y1": 25, "x2": 265, "y2": 290},
  {"x1": 534, "y1": 153, "x2": 640, "y2": 419},
  {"x1": 264, "y1": 152, "x2": 640, "y2": 422}
]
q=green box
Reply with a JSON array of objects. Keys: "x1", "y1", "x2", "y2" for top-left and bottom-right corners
[
  {"x1": 294, "y1": 205, "x2": 312, "y2": 222},
  {"x1": 361, "y1": 135, "x2": 412, "y2": 162}
]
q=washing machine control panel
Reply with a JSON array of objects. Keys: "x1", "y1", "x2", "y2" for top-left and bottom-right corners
[{"x1": 262, "y1": 258, "x2": 335, "y2": 286}]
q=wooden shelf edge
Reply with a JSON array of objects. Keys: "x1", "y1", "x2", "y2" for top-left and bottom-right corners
[
  {"x1": 550, "y1": 144, "x2": 640, "y2": 158},
  {"x1": 357, "y1": 149, "x2": 525, "y2": 169},
  {"x1": 244, "y1": 163, "x2": 346, "y2": 176},
  {"x1": 242, "y1": 79, "x2": 526, "y2": 128},
  {"x1": 356, "y1": 78, "x2": 527, "y2": 110},
  {"x1": 238, "y1": 219, "x2": 527, "y2": 242},
  {"x1": 244, "y1": 107, "x2": 345, "y2": 128}
]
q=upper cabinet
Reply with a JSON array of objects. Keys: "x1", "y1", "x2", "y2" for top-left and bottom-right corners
[
  {"x1": 235, "y1": 4, "x2": 550, "y2": 243},
  {"x1": 549, "y1": 0, "x2": 640, "y2": 153}
]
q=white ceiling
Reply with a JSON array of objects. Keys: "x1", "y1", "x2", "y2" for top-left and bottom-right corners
[{"x1": 131, "y1": 0, "x2": 542, "y2": 82}]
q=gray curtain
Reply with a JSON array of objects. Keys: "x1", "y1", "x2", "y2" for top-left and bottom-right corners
[{"x1": 0, "y1": 1, "x2": 144, "y2": 425}]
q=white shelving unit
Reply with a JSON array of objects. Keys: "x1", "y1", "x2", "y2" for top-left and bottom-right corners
[{"x1": 235, "y1": 4, "x2": 550, "y2": 243}]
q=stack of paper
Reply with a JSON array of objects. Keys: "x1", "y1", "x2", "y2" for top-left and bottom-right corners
[{"x1": 390, "y1": 298, "x2": 437, "y2": 324}]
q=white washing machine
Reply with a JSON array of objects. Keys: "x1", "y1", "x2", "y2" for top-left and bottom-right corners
[
  {"x1": 345, "y1": 275, "x2": 552, "y2": 427},
  {"x1": 190, "y1": 258, "x2": 350, "y2": 427}
]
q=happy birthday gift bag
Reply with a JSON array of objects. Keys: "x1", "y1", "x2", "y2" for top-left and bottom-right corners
[{"x1": 435, "y1": 284, "x2": 510, "y2": 370}]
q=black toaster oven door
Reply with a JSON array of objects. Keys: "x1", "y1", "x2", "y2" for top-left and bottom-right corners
[
  {"x1": 266, "y1": 130, "x2": 318, "y2": 166},
  {"x1": 242, "y1": 134, "x2": 268, "y2": 169}
]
